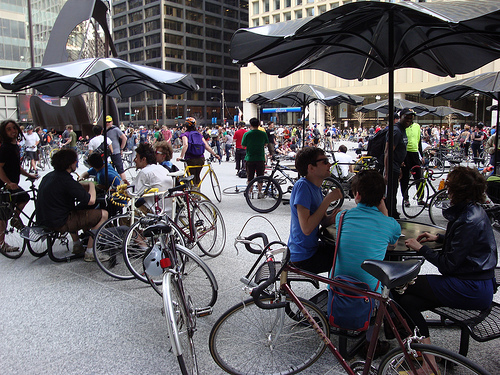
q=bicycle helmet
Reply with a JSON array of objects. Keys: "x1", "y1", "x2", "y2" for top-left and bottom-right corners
[
  {"x1": 143, "y1": 244, "x2": 164, "y2": 277},
  {"x1": 186, "y1": 117, "x2": 196, "y2": 126}
]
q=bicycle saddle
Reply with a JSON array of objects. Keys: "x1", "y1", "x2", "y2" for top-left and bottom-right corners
[
  {"x1": 361, "y1": 259, "x2": 422, "y2": 289},
  {"x1": 143, "y1": 223, "x2": 172, "y2": 237}
]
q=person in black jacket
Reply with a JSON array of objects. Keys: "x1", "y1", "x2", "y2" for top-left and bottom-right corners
[{"x1": 398, "y1": 166, "x2": 497, "y2": 348}]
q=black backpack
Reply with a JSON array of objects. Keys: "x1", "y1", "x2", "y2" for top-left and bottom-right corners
[{"x1": 366, "y1": 127, "x2": 388, "y2": 172}]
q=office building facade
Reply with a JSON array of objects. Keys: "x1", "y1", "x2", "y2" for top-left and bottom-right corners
[{"x1": 111, "y1": 0, "x2": 248, "y2": 127}]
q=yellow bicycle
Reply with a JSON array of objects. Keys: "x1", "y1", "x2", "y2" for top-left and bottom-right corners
[{"x1": 182, "y1": 160, "x2": 221, "y2": 202}]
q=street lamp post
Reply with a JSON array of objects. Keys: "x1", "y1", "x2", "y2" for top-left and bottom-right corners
[
  {"x1": 475, "y1": 93, "x2": 480, "y2": 124},
  {"x1": 375, "y1": 95, "x2": 381, "y2": 125},
  {"x1": 213, "y1": 86, "x2": 224, "y2": 126}
]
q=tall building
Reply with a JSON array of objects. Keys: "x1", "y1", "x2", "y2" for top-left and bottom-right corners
[
  {"x1": 241, "y1": 0, "x2": 500, "y2": 128},
  {"x1": 111, "y1": 0, "x2": 249, "y2": 127}
]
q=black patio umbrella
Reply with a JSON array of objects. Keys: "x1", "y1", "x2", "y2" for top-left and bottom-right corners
[
  {"x1": 230, "y1": 0, "x2": 500, "y2": 215},
  {"x1": 421, "y1": 72, "x2": 500, "y2": 173},
  {"x1": 247, "y1": 84, "x2": 364, "y2": 144},
  {"x1": 0, "y1": 57, "x2": 199, "y2": 185},
  {"x1": 355, "y1": 98, "x2": 436, "y2": 116}
]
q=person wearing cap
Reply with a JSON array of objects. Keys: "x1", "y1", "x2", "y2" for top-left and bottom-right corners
[
  {"x1": 24, "y1": 125, "x2": 40, "y2": 173},
  {"x1": 384, "y1": 108, "x2": 414, "y2": 219},
  {"x1": 176, "y1": 118, "x2": 220, "y2": 187},
  {"x1": 105, "y1": 115, "x2": 128, "y2": 184}
]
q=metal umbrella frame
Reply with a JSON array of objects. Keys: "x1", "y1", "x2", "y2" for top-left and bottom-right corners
[
  {"x1": 421, "y1": 72, "x2": 500, "y2": 174},
  {"x1": 247, "y1": 84, "x2": 364, "y2": 144},
  {"x1": 0, "y1": 57, "x2": 199, "y2": 184},
  {"x1": 230, "y1": 0, "x2": 500, "y2": 215}
]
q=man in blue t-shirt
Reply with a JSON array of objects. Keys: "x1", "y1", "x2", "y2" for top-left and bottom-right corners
[
  {"x1": 79, "y1": 153, "x2": 123, "y2": 190},
  {"x1": 288, "y1": 147, "x2": 343, "y2": 274}
]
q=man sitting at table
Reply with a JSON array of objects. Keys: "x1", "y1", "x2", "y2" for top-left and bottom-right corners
[
  {"x1": 334, "y1": 170, "x2": 400, "y2": 356},
  {"x1": 288, "y1": 147, "x2": 343, "y2": 274}
]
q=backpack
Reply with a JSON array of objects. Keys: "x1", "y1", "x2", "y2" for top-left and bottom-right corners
[
  {"x1": 366, "y1": 127, "x2": 388, "y2": 171},
  {"x1": 237, "y1": 168, "x2": 247, "y2": 179},
  {"x1": 94, "y1": 139, "x2": 111, "y2": 158},
  {"x1": 156, "y1": 131, "x2": 164, "y2": 142},
  {"x1": 186, "y1": 131, "x2": 205, "y2": 157}
]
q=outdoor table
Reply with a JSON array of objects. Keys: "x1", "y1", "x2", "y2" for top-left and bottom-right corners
[{"x1": 320, "y1": 219, "x2": 445, "y2": 260}]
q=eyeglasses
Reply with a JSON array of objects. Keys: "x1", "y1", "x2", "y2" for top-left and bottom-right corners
[
  {"x1": 156, "y1": 151, "x2": 164, "y2": 155},
  {"x1": 313, "y1": 157, "x2": 330, "y2": 165}
]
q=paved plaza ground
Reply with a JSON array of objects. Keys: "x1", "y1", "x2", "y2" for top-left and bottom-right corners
[{"x1": 1, "y1": 142, "x2": 498, "y2": 374}]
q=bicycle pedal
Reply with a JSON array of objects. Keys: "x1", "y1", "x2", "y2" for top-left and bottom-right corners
[{"x1": 195, "y1": 306, "x2": 213, "y2": 317}]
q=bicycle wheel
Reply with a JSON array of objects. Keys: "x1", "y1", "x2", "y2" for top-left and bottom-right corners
[
  {"x1": 244, "y1": 176, "x2": 282, "y2": 213},
  {"x1": 46, "y1": 232, "x2": 73, "y2": 262},
  {"x1": 0, "y1": 222, "x2": 25, "y2": 259},
  {"x1": 163, "y1": 272, "x2": 198, "y2": 375},
  {"x1": 93, "y1": 214, "x2": 135, "y2": 280},
  {"x1": 26, "y1": 212, "x2": 48, "y2": 257},
  {"x1": 222, "y1": 185, "x2": 247, "y2": 195},
  {"x1": 402, "y1": 179, "x2": 429, "y2": 219},
  {"x1": 322, "y1": 177, "x2": 344, "y2": 215},
  {"x1": 428, "y1": 157, "x2": 445, "y2": 177},
  {"x1": 192, "y1": 201, "x2": 225, "y2": 257},
  {"x1": 209, "y1": 296, "x2": 328, "y2": 375},
  {"x1": 123, "y1": 219, "x2": 185, "y2": 283},
  {"x1": 209, "y1": 169, "x2": 222, "y2": 202},
  {"x1": 428, "y1": 189, "x2": 450, "y2": 227},
  {"x1": 378, "y1": 343, "x2": 488, "y2": 375}
]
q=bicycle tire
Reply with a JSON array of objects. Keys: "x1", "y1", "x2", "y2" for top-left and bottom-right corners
[
  {"x1": 26, "y1": 211, "x2": 48, "y2": 257},
  {"x1": 402, "y1": 179, "x2": 429, "y2": 219},
  {"x1": 244, "y1": 176, "x2": 283, "y2": 213},
  {"x1": 209, "y1": 169, "x2": 222, "y2": 202},
  {"x1": 222, "y1": 185, "x2": 247, "y2": 195},
  {"x1": 209, "y1": 296, "x2": 328, "y2": 375},
  {"x1": 429, "y1": 157, "x2": 445, "y2": 177},
  {"x1": 428, "y1": 189, "x2": 450, "y2": 227},
  {"x1": 192, "y1": 201, "x2": 226, "y2": 257},
  {"x1": 0, "y1": 223, "x2": 25, "y2": 259},
  {"x1": 123, "y1": 218, "x2": 185, "y2": 284},
  {"x1": 322, "y1": 177, "x2": 344, "y2": 215},
  {"x1": 93, "y1": 214, "x2": 135, "y2": 280},
  {"x1": 163, "y1": 272, "x2": 198, "y2": 375},
  {"x1": 46, "y1": 232, "x2": 74, "y2": 262},
  {"x1": 378, "y1": 343, "x2": 488, "y2": 375}
]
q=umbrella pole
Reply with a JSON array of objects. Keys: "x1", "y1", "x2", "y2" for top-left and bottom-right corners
[
  {"x1": 494, "y1": 106, "x2": 499, "y2": 175},
  {"x1": 102, "y1": 71, "x2": 109, "y2": 188},
  {"x1": 387, "y1": 10, "x2": 395, "y2": 218},
  {"x1": 302, "y1": 105, "x2": 306, "y2": 148}
]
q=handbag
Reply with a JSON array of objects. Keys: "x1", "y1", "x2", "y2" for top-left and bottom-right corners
[{"x1": 327, "y1": 211, "x2": 374, "y2": 331}]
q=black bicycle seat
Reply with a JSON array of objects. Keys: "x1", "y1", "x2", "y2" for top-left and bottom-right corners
[{"x1": 361, "y1": 259, "x2": 422, "y2": 289}]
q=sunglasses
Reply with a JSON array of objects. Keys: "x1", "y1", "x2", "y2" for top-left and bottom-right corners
[
  {"x1": 156, "y1": 151, "x2": 165, "y2": 155},
  {"x1": 313, "y1": 157, "x2": 330, "y2": 165}
]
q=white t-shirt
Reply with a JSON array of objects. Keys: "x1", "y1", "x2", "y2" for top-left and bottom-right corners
[
  {"x1": 88, "y1": 135, "x2": 112, "y2": 152},
  {"x1": 134, "y1": 164, "x2": 173, "y2": 216},
  {"x1": 24, "y1": 132, "x2": 39, "y2": 152},
  {"x1": 332, "y1": 152, "x2": 354, "y2": 178}
]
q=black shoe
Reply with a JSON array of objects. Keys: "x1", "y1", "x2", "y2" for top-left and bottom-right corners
[{"x1": 362, "y1": 340, "x2": 390, "y2": 359}]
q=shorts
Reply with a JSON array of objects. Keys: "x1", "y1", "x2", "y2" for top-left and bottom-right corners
[
  {"x1": 25, "y1": 150, "x2": 39, "y2": 161},
  {"x1": 110, "y1": 153, "x2": 125, "y2": 174},
  {"x1": 54, "y1": 209, "x2": 102, "y2": 233},
  {"x1": 246, "y1": 160, "x2": 265, "y2": 182},
  {"x1": 267, "y1": 143, "x2": 275, "y2": 156}
]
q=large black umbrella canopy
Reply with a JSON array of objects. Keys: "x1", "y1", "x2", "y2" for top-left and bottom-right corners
[
  {"x1": 430, "y1": 106, "x2": 473, "y2": 118},
  {"x1": 230, "y1": 0, "x2": 500, "y2": 216},
  {"x1": 355, "y1": 98, "x2": 436, "y2": 116},
  {"x1": 421, "y1": 72, "x2": 500, "y2": 173},
  {"x1": 0, "y1": 57, "x2": 199, "y2": 185},
  {"x1": 247, "y1": 84, "x2": 364, "y2": 143}
]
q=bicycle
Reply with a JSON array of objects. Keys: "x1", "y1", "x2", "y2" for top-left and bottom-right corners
[
  {"x1": 0, "y1": 177, "x2": 48, "y2": 259},
  {"x1": 244, "y1": 157, "x2": 343, "y2": 213},
  {"x1": 181, "y1": 159, "x2": 221, "y2": 202},
  {"x1": 209, "y1": 236, "x2": 488, "y2": 375},
  {"x1": 222, "y1": 185, "x2": 247, "y2": 195},
  {"x1": 402, "y1": 165, "x2": 447, "y2": 219},
  {"x1": 138, "y1": 213, "x2": 218, "y2": 312},
  {"x1": 140, "y1": 217, "x2": 218, "y2": 374},
  {"x1": 122, "y1": 183, "x2": 225, "y2": 286}
]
